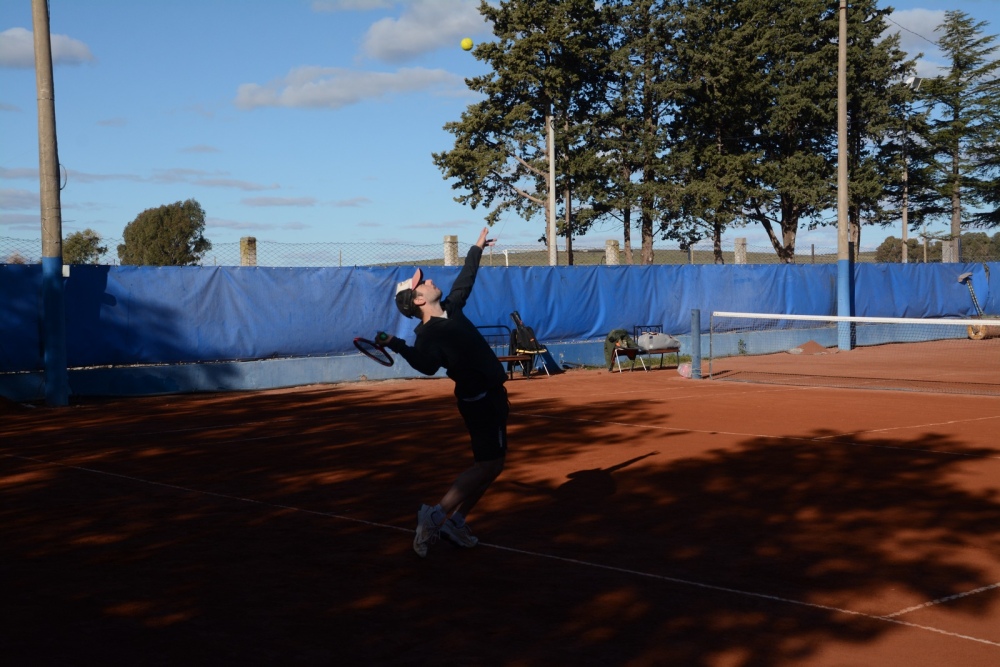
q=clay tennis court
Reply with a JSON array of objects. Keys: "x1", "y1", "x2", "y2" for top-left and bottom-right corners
[{"x1": 3, "y1": 367, "x2": 1000, "y2": 666}]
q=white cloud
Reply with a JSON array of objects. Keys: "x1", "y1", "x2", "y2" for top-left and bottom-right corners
[
  {"x1": 311, "y1": 0, "x2": 394, "y2": 11},
  {"x1": 207, "y1": 218, "x2": 310, "y2": 234},
  {"x1": 242, "y1": 197, "x2": 317, "y2": 207},
  {"x1": 361, "y1": 0, "x2": 487, "y2": 63},
  {"x1": 150, "y1": 169, "x2": 279, "y2": 191},
  {"x1": 0, "y1": 188, "x2": 39, "y2": 210},
  {"x1": 0, "y1": 167, "x2": 38, "y2": 180},
  {"x1": 181, "y1": 145, "x2": 221, "y2": 154},
  {"x1": 885, "y1": 9, "x2": 948, "y2": 78},
  {"x1": 0, "y1": 212, "x2": 40, "y2": 229},
  {"x1": 332, "y1": 197, "x2": 372, "y2": 207},
  {"x1": 235, "y1": 66, "x2": 462, "y2": 110},
  {"x1": 0, "y1": 27, "x2": 95, "y2": 69}
]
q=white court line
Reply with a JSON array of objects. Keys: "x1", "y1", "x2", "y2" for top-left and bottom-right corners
[
  {"x1": 511, "y1": 410, "x2": 1000, "y2": 461},
  {"x1": 885, "y1": 582, "x2": 1000, "y2": 618},
  {"x1": 814, "y1": 414, "x2": 1000, "y2": 441},
  {"x1": 3, "y1": 451, "x2": 999, "y2": 650}
]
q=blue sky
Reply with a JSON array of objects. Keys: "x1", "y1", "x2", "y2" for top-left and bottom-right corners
[{"x1": 1, "y1": 0, "x2": 998, "y2": 255}]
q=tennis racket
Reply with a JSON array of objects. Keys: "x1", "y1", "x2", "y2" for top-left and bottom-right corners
[{"x1": 353, "y1": 333, "x2": 393, "y2": 367}]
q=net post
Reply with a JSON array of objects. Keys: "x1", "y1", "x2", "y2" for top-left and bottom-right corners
[
  {"x1": 690, "y1": 309, "x2": 702, "y2": 379},
  {"x1": 837, "y1": 242, "x2": 855, "y2": 350}
]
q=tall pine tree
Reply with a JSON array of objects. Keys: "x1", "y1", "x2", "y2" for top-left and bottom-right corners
[{"x1": 919, "y1": 10, "x2": 1000, "y2": 255}]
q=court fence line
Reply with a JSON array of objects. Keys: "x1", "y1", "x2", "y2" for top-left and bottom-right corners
[{"x1": 4, "y1": 234, "x2": 996, "y2": 268}]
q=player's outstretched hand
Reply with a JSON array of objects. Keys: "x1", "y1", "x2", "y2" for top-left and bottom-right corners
[{"x1": 476, "y1": 227, "x2": 495, "y2": 249}]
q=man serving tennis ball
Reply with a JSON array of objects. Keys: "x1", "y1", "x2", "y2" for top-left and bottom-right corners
[{"x1": 380, "y1": 227, "x2": 508, "y2": 557}]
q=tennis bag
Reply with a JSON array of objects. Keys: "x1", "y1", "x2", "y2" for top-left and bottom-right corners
[
  {"x1": 604, "y1": 328, "x2": 637, "y2": 367},
  {"x1": 637, "y1": 332, "x2": 680, "y2": 351},
  {"x1": 511, "y1": 311, "x2": 546, "y2": 353}
]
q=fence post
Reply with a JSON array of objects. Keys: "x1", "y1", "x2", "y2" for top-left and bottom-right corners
[
  {"x1": 942, "y1": 239, "x2": 958, "y2": 263},
  {"x1": 444, "y1": 235, "x2": 459, "y2": 266},
  {"x1": 734, "y1": 238, "x2": 747, "y2": 265},
  {"x1": 605, "y1": 239, "x2": 620, "y2": 265},
  {"x1": 688, "y1": 246, "x2": 694, "y2": 264},
  {"x1": 240, "y1": 236, "x2": 257, "y2": 266}
]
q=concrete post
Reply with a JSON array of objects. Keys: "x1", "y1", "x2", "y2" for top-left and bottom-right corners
[
  {"x1": 942, "y1": 240, "x2": 954, "y2": 263},
  {"x1": 605, "y1": 240, "x2": 620, "y2": 265},
  {"x1": 240, "y1": 236, "x2": 257, "y2": 266},
  {"x1": 444, "y1": 235, "x2": 459, "y2": 266},
  {"x1": 33, "y1": 0, "x2": 68, "y2": 406},
  {"x1": 734, "y1": 238, "x2": 747, "y2": 265}
]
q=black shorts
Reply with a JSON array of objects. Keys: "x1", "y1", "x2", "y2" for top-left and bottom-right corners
[{"x1": 456, "y1": 385, "x2": 509, "y2": 462}]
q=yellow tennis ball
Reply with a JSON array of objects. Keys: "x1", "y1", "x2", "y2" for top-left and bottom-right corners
[{"x1": 461, "y1": 38, "x2": 473, "y2": 51}]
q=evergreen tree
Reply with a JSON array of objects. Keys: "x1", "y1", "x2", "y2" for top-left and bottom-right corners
[
  {"x1": 117, "y1": 199, "x2": 212, "y2": 266},
  {"x1": 841, "y1": 1, "x2": 913, "y2": 252},
  {"x1": 591, "y1": 0, "x2": 680, "y2": 265},
  {"x1": 432, "y1": 0, "x2": 607, "y2": 263},
  {"x1": 736, "y1": 0, "x2": 840, "y2": 263},
  {"x1": 919, "y1": 11, "x2": 1000, "y2": 254},
  {"x1": 662, "y1": 0, "x2": 760, "y2": 263}
]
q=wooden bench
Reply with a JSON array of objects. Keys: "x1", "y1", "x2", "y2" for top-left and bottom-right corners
[
  {"x1": 609, "y1": 325, "x2": 681, "y2": 373},
  {"x1": 477, "y1": 325, "x2": 534, "y2": 379}
]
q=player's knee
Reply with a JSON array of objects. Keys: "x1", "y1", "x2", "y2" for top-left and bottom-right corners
[{"x1": 477, "y1": 456, "x2": 504, "y2": 481}]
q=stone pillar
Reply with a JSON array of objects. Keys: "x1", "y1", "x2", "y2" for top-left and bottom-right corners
[
  {"x1": 734, "y1": 238, "x2": 747, "y2": 265},
  {"x1": 942, "y1": 239, "x2": 954, "y2": 263},
  {"x1": 605, "y1": 239, "x2": 620, "y2": 265},
  {"x1": 444, "y1": 235, "x2": 459, "y2": 266},
  {"x1": 240, "y1": 236, "x2": 257, "y2": 266}
]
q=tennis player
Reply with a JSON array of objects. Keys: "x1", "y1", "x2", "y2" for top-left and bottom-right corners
[{"x1": 381, "y1": 227, "x2": 509, "y2": 558}]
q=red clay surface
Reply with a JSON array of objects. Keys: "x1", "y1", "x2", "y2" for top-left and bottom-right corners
[
  {"x1": 711, "y1": 337, "x2": 1000, "y2": 396},
  {"x1": 3, "y1": 367, "x2": 1000, "y2": 666}
]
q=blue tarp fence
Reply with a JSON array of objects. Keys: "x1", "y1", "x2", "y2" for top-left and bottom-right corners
[{"x1": 1, "y1": 261, "x2": 996, "y2": 386}]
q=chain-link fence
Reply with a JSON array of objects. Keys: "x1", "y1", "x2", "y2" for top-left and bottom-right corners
[{"x1": 2, "y1": 234, "x2": 996, "y2": 267}]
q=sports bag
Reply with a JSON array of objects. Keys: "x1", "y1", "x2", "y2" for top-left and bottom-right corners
[{"x1": 637, "y1": 332, "x2": 680, "y2": 351}]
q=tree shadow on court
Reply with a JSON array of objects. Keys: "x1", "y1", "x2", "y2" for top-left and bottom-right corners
[
  {"x1": 474, "y1": 397, "x2": 1000, "y2": 666},
  {"x1": 3, "y1": 383, "x2": 1000, "y2": 665}
]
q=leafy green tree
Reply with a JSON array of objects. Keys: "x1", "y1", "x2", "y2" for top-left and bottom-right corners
[
  {"x1": 63, "y1": 229, "x2": 108, "y2": 265},
  {"x1": 874, "y1": 235, "x2": 924, "y2": 262},
  {"x1": 959, "y1": 231, "x2": 1000, "y2": 261},
  {"x1": 117, "y1": 199, "x2": 212, "y2": 266},
  {"x1": 918, "y1": 11, "x2": 1000, "y2": 254}
]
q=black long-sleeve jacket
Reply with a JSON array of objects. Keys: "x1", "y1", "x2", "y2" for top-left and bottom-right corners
[{"x1": 387, "y1": 246, "x2": 506, "y2": 399}]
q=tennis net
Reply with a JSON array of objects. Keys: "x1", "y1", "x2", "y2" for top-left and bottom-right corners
[{"x1": 708, "y1": 312, "x2": 1000, "y2": 396}]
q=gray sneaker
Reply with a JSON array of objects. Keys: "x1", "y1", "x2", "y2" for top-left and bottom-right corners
[
  {"x1": 441, "y1": 517, "x2": 479, "y2": 548},
  {"x1": 413, "y1": 504, "x2": 441, "y2": 557}
]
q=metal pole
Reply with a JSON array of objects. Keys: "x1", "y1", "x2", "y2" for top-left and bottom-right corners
[
  {"x1": 32, "y1": 0, "x2": 68, "y2": 406},
  {"x1": 836, "y1": 1, "x2": 852, "y2": 350},
  {"x1": 690, "y1": 309, "x2": 702, "y2": 379}
]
